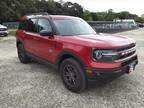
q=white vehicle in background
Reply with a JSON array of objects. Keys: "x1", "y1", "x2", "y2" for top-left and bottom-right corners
[
  {"x1": 113, "y1": 19, "x2": 138, "y2": 29},
  {"x1": 0, "y1": 24, "x2": 8, "y2": 36}
]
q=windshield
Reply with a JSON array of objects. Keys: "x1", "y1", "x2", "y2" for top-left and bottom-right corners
[{"x1": 53, "y1": 19, "x2": 96, "y2": 36}]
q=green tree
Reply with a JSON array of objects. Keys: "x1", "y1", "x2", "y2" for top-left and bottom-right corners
[
  {"x1": 83, "y1": 10, "x2": 92, "y2": 21},
  {"x1": 91, "y1": 12, "x2": 98, "y2": 21},
  {"x1": 96, "y1": 12, "x2": 107, "y2": 21},
  {"x1": 63, "y1": 2, "x2": 83, "y2": 18},
  {"x1": 141, "y1": 14, "x2": 144, "y2": 18},
  {"x1": 0, "y1": 1, "x2": 15, "y2": 22},
  {"x1": 134, "y1": 17, "x2": 144, "y2": 23},
  {"x1": 117, "y1": 11, "x2": 137, "y2": 19},
  {"x1": 105, "y1": 9, "x2": 117, "y2": 21},
  {"x1": 0, "y1": 0, "x2": 141, "y2": 23}
]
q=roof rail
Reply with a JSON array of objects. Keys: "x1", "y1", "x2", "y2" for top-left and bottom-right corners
[{"x1": 26, "y1": 12, "x2": 49, "y2": 16}]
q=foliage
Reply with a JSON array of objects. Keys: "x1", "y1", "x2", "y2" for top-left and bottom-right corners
[
  {"x1": 83, "y1": 10, "x2": 92, "y2": 21},
  {"x1": 134, "y1": 17, "x2": 144, "y2": 23},
  {"x1": 0, "y1": 0, "x2": 84, "y2": 23},
  {"x1": 0, "y1": 0, "x2": 143, "y2": 23},
  {"x1": 8, "y1": 29, "x2": 16, "y2": 36}
]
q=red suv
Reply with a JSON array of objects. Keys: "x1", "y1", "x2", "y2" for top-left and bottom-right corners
[{"x1": 16, "y1": 13, "x2": 138, "y2": 92}]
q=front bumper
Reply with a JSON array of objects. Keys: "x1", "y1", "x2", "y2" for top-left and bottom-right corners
[
  {"x1": 0, "y1": 31, "x2": 8, "y2": 36},
  {"x1": 86, "y1": 56, "x2": 138, "y2": 80}
]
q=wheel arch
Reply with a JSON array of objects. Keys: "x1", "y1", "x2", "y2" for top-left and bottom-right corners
[
  {"x1": 16, "y1": 39, "x2": 24, "y2": 47},
  {"x1": 56, "y1": 51, "x2": 86, "y2": 69}
]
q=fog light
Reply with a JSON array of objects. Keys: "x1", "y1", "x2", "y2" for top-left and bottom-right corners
[{"x1": 86, "y1": 70, "x2": 93, "y2": 74}]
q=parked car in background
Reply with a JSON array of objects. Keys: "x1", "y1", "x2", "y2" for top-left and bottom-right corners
[
  {"x1": 0, "y1": 24, "x2": 8, "y2": 36},
  {"x1": 113, "y1": 19, "x2": 138, "y2": 29},
  {"x1": 138, "y1": 23, "x2": 144, "y2": 28}
]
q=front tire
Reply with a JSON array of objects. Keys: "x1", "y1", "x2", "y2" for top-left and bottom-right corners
[
  {"x1": 4, "y1": 33, "x2": 8, "y2": 37},
  {"x1": 17, "y1": 44, "x2": 30, "y2": 64},
  {"x1": 60, "y1": 58, "x2": 87, "y2": 93}
]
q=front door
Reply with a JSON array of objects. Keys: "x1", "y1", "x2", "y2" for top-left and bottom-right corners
[{"x1": 33, "y1": 18, "x2": 57, "y2": 62}]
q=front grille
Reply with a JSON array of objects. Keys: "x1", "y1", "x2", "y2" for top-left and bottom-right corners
[
  {"x1": 121, "y1": 56, "x2": 137, "y2": 66},
  {"x1": 0, "y1": 28, "x2": 7, "y2": 31},
  {"x1": 119, "y1": 50, "x2": 136, "y2": 59},
  {"x1": 116, "y1": 44, "x2": 136, "y2": 61}
]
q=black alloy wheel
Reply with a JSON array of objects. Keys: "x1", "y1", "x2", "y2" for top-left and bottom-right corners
[
  {"x1": 60, "y1": 58, "x2": 87, "y2": 93},
  {"x1": 17, "y1": 44, "x2": 30, "y2": 63}
]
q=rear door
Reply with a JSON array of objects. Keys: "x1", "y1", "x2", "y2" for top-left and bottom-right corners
[{"x1": 24, "y1": 18, "x2": 39, "y2": 55}]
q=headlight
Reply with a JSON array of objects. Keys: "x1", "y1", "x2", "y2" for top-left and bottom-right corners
[{"x1": 92, "y1": 49, "x2": 118, "y2": 62}]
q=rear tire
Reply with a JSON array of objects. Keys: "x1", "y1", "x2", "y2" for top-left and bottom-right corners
[
  {"x1": 4, "y1": 34, "x2": 8, "y2": 37},
  {"x1": 60, "y1": 58, "x2": 87, "y2": 93},
  {"x1": 17, "y1": 44, "x2": 30, "y2": 64}
]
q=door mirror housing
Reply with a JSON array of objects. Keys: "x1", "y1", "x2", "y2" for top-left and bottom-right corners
[{"x1": 40, "y1": 30, "x2": 53, "y2": 37}]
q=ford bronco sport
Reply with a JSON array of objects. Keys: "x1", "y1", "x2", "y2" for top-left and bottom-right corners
[{"x1": 16, "y1": 13, "x2": 138, "y2": 92}]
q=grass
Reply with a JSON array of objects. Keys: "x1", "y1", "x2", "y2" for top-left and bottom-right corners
[
  {"x1": 8, "y1": 29, "x2": 16, "y2": 36},
  {"x1": 0, "y1": 29, "x2": 16, "y2": 42}
]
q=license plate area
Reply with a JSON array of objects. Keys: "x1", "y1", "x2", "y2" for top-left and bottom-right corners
[{"x1": 128, "y1": 61, "x2": 137, "y2": 73}]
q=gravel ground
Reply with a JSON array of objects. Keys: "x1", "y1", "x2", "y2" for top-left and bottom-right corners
[{"x1": 0, "y1": 29, "x2": 144, "y2": 108}]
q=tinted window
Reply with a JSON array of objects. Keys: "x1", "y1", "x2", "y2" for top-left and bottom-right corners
[
  {"x1": 37, "y1": 19, "x2": 52, "y2": 33},
  {"x1": 27, "y1": 18, "x2": 37, "y2": 33},
  {"x1": 19, "y1": 20, "x2": 27, "y2": 30}
]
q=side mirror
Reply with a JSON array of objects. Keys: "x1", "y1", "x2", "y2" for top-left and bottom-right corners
[{"x1": 40, "y1": 30, "x2": 53, "y2": 37}]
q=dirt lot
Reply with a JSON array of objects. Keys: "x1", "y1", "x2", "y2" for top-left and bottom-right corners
[{"x1": 0, "y1": 29, "x2": 144, "y2": 108}]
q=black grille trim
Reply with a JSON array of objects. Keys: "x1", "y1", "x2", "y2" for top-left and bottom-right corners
[
  {"x1": 121, "y1": 56, "x2": 138, "y2": 66},
  {"x1": 0, "y1": 28, "x2": 7, "y2": 31}
]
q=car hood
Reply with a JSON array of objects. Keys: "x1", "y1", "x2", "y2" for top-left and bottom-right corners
[
  {"x1": 0, "y1": 25, "x2": 7, "y2": 29},
  {"x1": 61, "y1": 33, "x2": 135, "y2": 48}
]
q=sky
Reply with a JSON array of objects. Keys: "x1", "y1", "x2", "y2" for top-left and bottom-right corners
[{"x1": 55, "y1": 0, "x2": 144, "y2": 16}]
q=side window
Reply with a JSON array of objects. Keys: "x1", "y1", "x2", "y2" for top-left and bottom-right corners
[
  {"x1": 37, "y1": 19, "x2": 52, "y2": 33},
  {"x1": 27, "y1": 18, "x2": 37, "y2": 33},
  {"x1": 18, "y1": 20, "x2": 27, "y2": 30}
]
